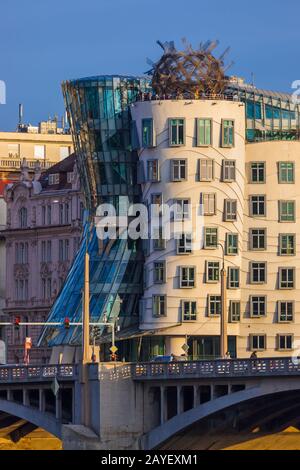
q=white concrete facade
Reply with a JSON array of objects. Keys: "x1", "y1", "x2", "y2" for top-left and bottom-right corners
[{"x1": 131, "y1": 99, "x2": 300, "y2": 358}]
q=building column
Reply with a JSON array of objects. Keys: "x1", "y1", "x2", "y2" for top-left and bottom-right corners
[
  {"x1": 177, "y1": 386, "x2": 182, "y2": 415},
  {"x1": 193, "y1": 385, "x2": 199, "y2": 407},
  {"x1": 160, "y1": 386, "x2": 165, "y2": 425},
  {"x1": 55, "y1": 391, "x2": 62, "y2": 420},
  {"x1": 7, "y1": 389, "x2": 12, "y2": 401},
  {"x1": 23, "y1": 389, "x2": 29, "y2": 406},
  {"x1": 165, "y1": 336, "x2": 186, "y2": 356},
  {"x1": 39, "y1": 388, "x2": 45, "y2": 412}
]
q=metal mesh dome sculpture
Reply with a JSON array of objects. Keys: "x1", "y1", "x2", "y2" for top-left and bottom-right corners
[{"x1": 146, "y1": 39, "x2": 231, "y2": 98}]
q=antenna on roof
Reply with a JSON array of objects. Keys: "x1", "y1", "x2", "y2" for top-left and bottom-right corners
[
  {"x1": 18, "y1": 104, "x2": 23, "y2": 125},
  {"x1": 251, "y1": 72, "x2": 255, "y2": 87}
]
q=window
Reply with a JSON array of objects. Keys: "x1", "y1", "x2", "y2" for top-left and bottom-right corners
[
  {"x1": 174, "y1": 199, "x2": 190, "y2": 220},
  {"x1": 34, "y1": 145, "x2": 45, "y2": 159},
  {"x1": 221, "y1": 119, "x2": 234, "y2": 147},
  {"x1": 147, "y1": 160, "x2": 160, "y2": 182},
  {"x1": 41, "y1": 241, "x2": 51, "y2": 262},
  {"x1": 250, "y1": 334, "x2": 266, "y2": 351},
  {"x1": 197, "y1": 118, "x2": 212, "y2": 146},
  {"x1": 250, "y1": 228, "x2": 266, "y2": 250},
  {"x1": 199, "y1": 159, "x2": 214, "y2": 181},
  {"x1": 224, "y1": 199, "x2": 237, "y2": 221},
  {"x1": 222, "y1": 160, "x2": 236, "y2": 182},
  {"x1": 59, "y1": 203, "x2": 70, "y2": 225},
  {"x1": 182, "y1": 300, "x2": 197, "y2": 321},
  {"x1": 142, "y1": 118, "x2": 155, "y2": 147},
  {"x1": 226, "y1": 233, "x2": 238, "y2": 255},
  {"x1": 47, "y1": 205, "x2": 52, "y2": 225},
  {"x1": 208, "y1": 295, "x2": 221, "y2": 316},
  {"x1": 48, "y1": 173, "x2": 60, "y2": 185},
  {"x1": 279, "y1": 201, "x2": 295, "y2": 222},
  {"x1": 278, "y1": 301, "x2": 294, "y2": 322},
  {"x1": 15, "y1": 279, "x2": 28, "y2": 301},
  {"x1": 180, "y1": 266, "x2": 195, "y2": 288},
  {"x1": 177, "y1": 233, "x2": 192, "y2": 254},
  {"x1": 169, "y1": 118, "x2": 185, "y2": 146},
  {"x1": 19, "y1": 207, "x2": 27, "y2": 228},
  {"x1": 279, "y1": 234, "x2": 295, "y2": 255},
  {"x1": 278, "y1": 162, "x2": 294, "y2": 183},
  {"x1": 250, "y1": 262, "x2": 266, "y2": 284},
  {"x1": 15, "y1": 242, "x2": 28, "y2": 264},
  {"x1": 277, "y1": 334, "x2": 293, "y2": 350},
  {"x1": 250, "y1": 195, "x2": 266, "y2": 217},
  {"x1": 206, "y1": 261, "x2": 220, "y2": 283},
  {"x1": 201, "y1": 193, "x2": 216, "y2": 215},
  {"x1": 204, "y1": 227, "x2": 218, "y2": 249},
  {"x1": 250, "y1": 162, "x2": 265, "y2": 183},
  {"x1": 250, "y1": 296, "x2": 266, "y2": 317},
  {"x1": 154, "y1": 261, "x2": 166, "y2": 284},
  {"x1": 153, "y1": 228, "x2": 166, "y2": 250},
  {"x1": 151, "y1": 193, "x2": 163, "y2": 216},
  {"x1": 153, "y1": 295, "x2": 166, "y2": 317},
  {"x1": 230, "y1": 301, "x2": 240, "y2": 322},
  {"x1": 60, "y1": 146, "x2": 71, "y2": 160},
  {"x1": 228, "y1": 267, "x2": 239, "y2": 288},
  {"x1": 59, "y1": 239, "x2": 69, "y2": 262},
  {"x1": 171, "y1": 159, "x2": 187, "y2": 181},
  {"x1": 279, "y1": 267, "x2": 295, "y2": 289}
]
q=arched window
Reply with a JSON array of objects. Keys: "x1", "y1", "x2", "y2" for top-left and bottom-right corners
[{"x1": 19, "y1": 207, "x2": 27, "y2": 228}]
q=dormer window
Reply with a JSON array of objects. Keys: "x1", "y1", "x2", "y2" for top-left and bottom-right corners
[
  {"x1": 19, "y1": 207, "x2": 28, "y2": 228},
  {"x1": 48, "y1": 173, "x2": 60, "y2": 185}
]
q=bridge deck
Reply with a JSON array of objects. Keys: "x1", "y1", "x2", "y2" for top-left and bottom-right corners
[{"x1": 132, "y1": 357, "x2": 300, "y2": 380}]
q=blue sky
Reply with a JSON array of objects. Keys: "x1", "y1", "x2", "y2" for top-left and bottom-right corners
[{"x1": 0, "y1": 0, "x2": 299, "y2": 130}]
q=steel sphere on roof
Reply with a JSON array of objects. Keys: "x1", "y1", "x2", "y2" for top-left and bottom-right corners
[{"x1": 147, "y1": 39, "x2": 230, "y2": 98}]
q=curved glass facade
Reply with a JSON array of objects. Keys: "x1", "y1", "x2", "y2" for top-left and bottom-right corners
[{"x1": 40, "y1": 76, "x2": 150, "y2": 346}]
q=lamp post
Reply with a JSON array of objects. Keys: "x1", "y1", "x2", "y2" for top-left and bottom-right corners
[{"x1": 218, "y1": 243, "x2": 227, "y2": 359}]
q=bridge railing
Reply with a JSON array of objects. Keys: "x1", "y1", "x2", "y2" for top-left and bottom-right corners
[
  {"x1": 132, "y1": 357, "x2": 300, "y2": 380},
  {"x1": 0, "y1": 364, "x2": 76, "y2": 382}
]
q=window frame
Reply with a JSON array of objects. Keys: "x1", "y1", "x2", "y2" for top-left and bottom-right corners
[
  {"x1": 250, "y1": 194, "x2": 266, "y2": 217},
  {"x1": 179, "y1": 265, "x2": 196, "y2": 288},
  {"x1": 182, "y1": 300, "x2": 197, "y2": 321},
  {"x1": 277, "y1": 334, "x2": 293, "y2": 351},
  {"x1": 176, "y1": 233, "x2": 193, "y2": 254},
  {"x1": 250, "y1": 228, "x2": 266, "y2": 251},
  {"x1": 224, "y1": 198, "x2": 237, "y2": 222},
  {"x1": 229, "y1": 300, "x2": 241, "y2": 322},
  {"x1": 206, "y1": 261, "x2": 220, "y2": 283},
  {"x1": 279, "y1": 233, "x2": 295, "y2": 256},
  {"x1": 142, "y1": 118, "x2": 155, "y2": 148},
  {"x1": 221, "y1": 119, "x2": 235, "y2": 148},
  {"x1": 196, "y1": 118, "x2": 212, "y2": 146},
  {"x1": 201, "y1": 193, "x2": 216, "y2": 216},
  {"x1": 208, "y1": 295, "x2": 222, "y2": 317},
  {"x1": 250, "y1": 261, "x2": 267, "y2": 284},
  {"x1": 169, "y1": 118, "x2": 185, "y2": 147},
  {"x1": 147, "y1": 159, "x2": 160, "y2": 182},
  {"x1": 222, "y1": 160, "x2": 236, "y2": 182},
  {"x1": 249, "y1": 334, "x2": 266, "y2": 351},
  {"x1": 204, "y1": 227, "x2": 218, "y2": 249},
  {"x1": 152, "y1": 294, "x2": 167, "y2": 317},
  {"x1": 198, "y1": 159, "x2": 214, "y2": 181},
  {"x1": 153, "y1": 261, "x2": 166, "y2": 284},
  {"x1": 279, "y1": 200, "x2": 295, "y2": 222},
  {"x1": 279, "y1": 267, "x2": 295, "y2": 289},
  {"x1": 226, "y1": 232, "x2": 238, "y2": 255},
  {"x1": 278, "y1": 300, "x2": 294, "y2": 323},
  {"x1": 171, "y1": 159, "x2": 187, "y2": 182},
  {"x1": 250, "y1": 161, "x2": 266, "y2": 184},
  {"x1": 228, "y1": 266, "x2": 240, "y2": 289},
  {"x1": 250, "y1": 296, "x2": 267, "y2": 318},
  {"x1": 278, "y1": 161, "x2": 295, "y2": 184}
]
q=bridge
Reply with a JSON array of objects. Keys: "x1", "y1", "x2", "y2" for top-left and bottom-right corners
[{"x1": 0, "y1": 357, "x2": 300, "y2": 449}]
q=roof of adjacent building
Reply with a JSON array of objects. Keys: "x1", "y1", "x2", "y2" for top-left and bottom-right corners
[{"x1": 40, "y1": 153, "x2": 77, "y2": 191}]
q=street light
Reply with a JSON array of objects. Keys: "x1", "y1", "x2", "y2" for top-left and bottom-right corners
[{"x1": 218, "y1": 242, "x2": 227, "y2": 359}]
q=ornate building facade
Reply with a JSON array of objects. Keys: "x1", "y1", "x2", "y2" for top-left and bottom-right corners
[{"x1": 2, "y1": 154, "x2": 83, "y2": 363}]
